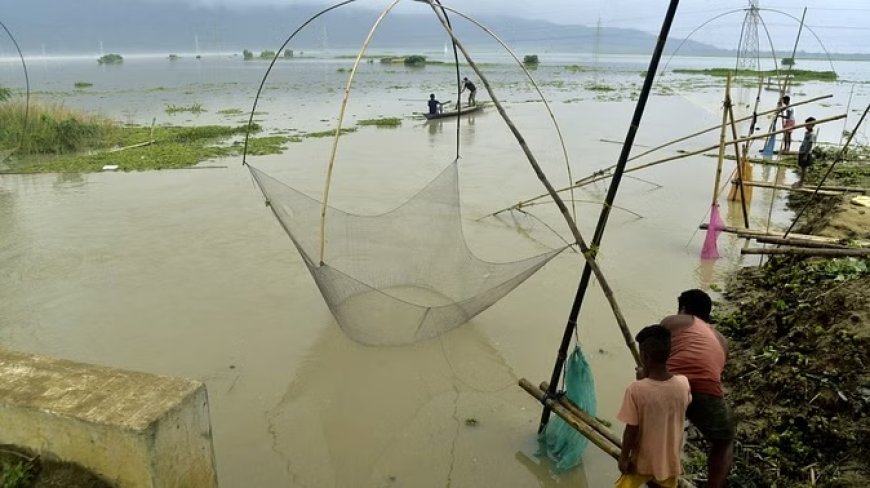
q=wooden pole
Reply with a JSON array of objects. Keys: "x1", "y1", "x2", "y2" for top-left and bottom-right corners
[
  {"x1": 726, "y1": 90, "x2": 750, "y2": 226},
  {"x1": 539, "y1": 381, "x2": 622, "y2": 447},
  {"x1": 625, "y1": 94, "x2": 832, "y2": 166},
  {"x1": 710, "y1": 74, "x2": 731, "y2": 209},
  {"x1": 733, "y1": 180, "x2": 844, "y2": 196},
  {"x1": 538, "y1": 0, "x2": 681, "y2": 432},
  {"x1": 742, "y1": 247, "x2": 870, "y2": 257},
  {"x1": 699, "y1": 223, "x2": 865, "y2": 245},
  {"x1": 752, "y1": 236, "x2": 849, "y2": 249}
]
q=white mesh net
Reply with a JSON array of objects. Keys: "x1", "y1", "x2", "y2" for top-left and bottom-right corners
[{"x1": 249, "y1": 160, "x2": 566, "y2": 345}]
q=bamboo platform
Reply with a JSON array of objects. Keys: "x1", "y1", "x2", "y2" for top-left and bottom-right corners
[
  {"x1": 700, "y1": 223, "x2": 870, "y2": 247},
  {"x1": 519, "y1": 379, "x2": 697, "y2": 488},
  {"x1": 734, "y1": 180, "x2": 845, "y2": 196}
]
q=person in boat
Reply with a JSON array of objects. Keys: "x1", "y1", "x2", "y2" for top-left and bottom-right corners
[
  {"x1": 779, "y1": 95, "x2": 795, "y2": 151},
  {"x1": 460, "y1": 77, "x2": 477, "y2": 106},
  {"x1": 427, "y1": 94, "x2": 442, "y2": 115},
  {"x1": 660, "y1": 289, "x2": 733, "y2": 488},
  {"x1": 616, "y1": 325, "x2": 691, "y2": 488},
  {"x1": 797, "y1": 116, "x2": 817, "y2": 185}
]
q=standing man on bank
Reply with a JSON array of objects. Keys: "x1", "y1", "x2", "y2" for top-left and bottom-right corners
[{"x1": 661, "y1": 289, "x2": 734, "y2": 488}]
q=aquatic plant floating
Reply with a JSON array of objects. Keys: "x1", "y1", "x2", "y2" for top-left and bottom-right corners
[{"x1": 242, "y1": 0, "x2": 572, "y2": 346}]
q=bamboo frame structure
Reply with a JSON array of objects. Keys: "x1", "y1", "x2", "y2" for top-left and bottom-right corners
[
  {"x1": 734, "y1": 180, "x2": 845, "y2": 196},
  {"x1": 485, "y1": 112, "x2": 845, "y2": 218},
  {"x1": 752, "y1": 236, "x2": 850, "y2": 249}
]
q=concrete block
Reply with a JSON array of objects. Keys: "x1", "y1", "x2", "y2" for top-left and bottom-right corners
[{"x1": 0, "y1": 349, "x2": 218, "y2": 487}]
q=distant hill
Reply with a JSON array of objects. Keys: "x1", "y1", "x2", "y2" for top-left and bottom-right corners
[{"x1": 1, "y1": 0, "x2": 729, "y2": 57}]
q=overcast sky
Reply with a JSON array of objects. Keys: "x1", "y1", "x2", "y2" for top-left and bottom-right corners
[{"x1": 163, "y1": 0, "x2": 870, "y2": 54}]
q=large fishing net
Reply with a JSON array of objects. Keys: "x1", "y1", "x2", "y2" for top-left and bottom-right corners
[{"x1": 248, "y1": 160, "x2": 566, "y2": 345}]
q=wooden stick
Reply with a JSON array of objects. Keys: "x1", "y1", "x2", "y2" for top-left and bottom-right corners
[
  {"x1": 622, "y1": 94, "x2": 832, "y2": 165},
  {"x1": 520, "y1": 379, "x2": 620, "y2": 457},
  {"x1": 710, "y1": 74, "x2": 731, "y2": 207},
  {"x1": 539, "y1": 381, "x2": 622, "y2": 447},
  {"x1": 319, "y1": 0, "x2": 402, "y2": 265},
  {"x1": 752, "y1": 236, "x2": 850, "y2": 249},
  {"x1": 700, "y1": 223, "x2": 865, "y2": 245},
  {"x1": 726, "y1": 87, "x2": 750, "y2": 226},
  {"x1": 428, "y1": 3, "x2": 639, "y2": 367},
  {"x1": 742, "y1": 247, "x2": 870, "y2": 257},
  {"x1": 734, "y1": 180, "x2": 844, "y2": 196}
]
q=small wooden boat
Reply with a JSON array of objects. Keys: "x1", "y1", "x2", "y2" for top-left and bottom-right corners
[{"x1": 424, "y1": 104, "x2": 482, "y2": 120}]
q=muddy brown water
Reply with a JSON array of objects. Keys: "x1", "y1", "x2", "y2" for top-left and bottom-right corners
[{"x1": 1, "y1": 56, "x2": 857, "y2": 487}]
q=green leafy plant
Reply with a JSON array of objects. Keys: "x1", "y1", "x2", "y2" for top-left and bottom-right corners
[
  {"x1": 523, "y1": 54, "x2": 539, "y2": 66},
  {"x1": 97, "y1": 53, "x2": 123, "y2": 65}
]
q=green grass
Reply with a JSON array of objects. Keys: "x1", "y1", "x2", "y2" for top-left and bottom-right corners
[
  {"x1": 259, "y1": 50, "x2": 276, "y2": 60},
  {"x1": 5, "y1": 123, "x2": 260, "y2": 173},
  {"x1": 358, "y1": 117, "x2": 401, "y2": 128},
  {"x1": 0, "y1": 460, "x2": 34, "y2": 488},
  {"x1": 0, "y1": 86, "x2": 11, "y2": 101},
  {"x1": 240, "y1": 135, "x2": 301, "y2": 156},
  {"x1": 165, "y1": 103, "x2": 206, "y2": 114},
  {"x1": 217, "y1": 108, "x2": 244, "y2": 116},
  {"x1": 304, "y1": 127, "x2": 357, "y2": 138},
  {"x1": 586, "y1": 83, "x2": 616, "y2": 92},
  {"x1": 73, "y1": 81, "x2": 94, "y2": 89},
  {"x1": 97, "y1": 53, "x2": 123, "y2": 65},
  {"x1": 672, "y1": 67, "x2": 838, "y2": 82},
  {"x1": 0, "y1": 100, "x2": 115, "y2": 154}
]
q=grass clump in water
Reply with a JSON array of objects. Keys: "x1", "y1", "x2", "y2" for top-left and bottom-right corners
[
  {"x1": 259, "y1": 50, "x2": 276, "y2": 60},
  {"x1": 673, "y1": 67, "x2": 837, "y2": 82},
  {"x1": 586, "y1": 83, "x2": 616, "y2": 92},
  {"x1": 523, "y1": 54, "x2": 540, "y2": 66},
  {"x1": 304, "y1": 127, "x2": 357, "y2": 138},
  {"x1": 0, "y1": 100, "x2": 115, "y2": 154},
  {"x1": 97, "y1": 53, "x2": 123, "y2": 65},
  {"x1": 73, "y1": 81, "x2": 93, "y2": 89},
  {"x1": 217, "y1": 108, "x2": 244, "y2": 116},
  {"x1": 239, "y1": 135, "x2": 301, "y2": 156},
  {"x1": 165, "y1": 103, "x2": 206, "y2": 114},
  {"x1": 358, "y1": 117, "x2": 401, "y2": 128}
]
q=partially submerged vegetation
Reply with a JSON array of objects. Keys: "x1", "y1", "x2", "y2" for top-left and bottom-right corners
[
  {"x1": 358, "y1": 117, "x2": 401, "y2": 128},
  {"x1": 523, "y1": 54, "x2": 539, "y2": 66},
  {"x1": 73, "y1": 81, "x2": 93, "y2": 89},
  {"x1": 0, "y1": 100, "x2": 115, "y2": 154},
  {"x1": 97, "y1": 53, "x2": 123, "y2": 65},
  {"x1": 165, "y1": 103, "x2": 206, "y2": 114},
  {"x1": 672, "y1": 67, "x2": 838, "y2": 82},
  {"x1": 686, "y1": 148, "x2": 870, "y2": 486}
]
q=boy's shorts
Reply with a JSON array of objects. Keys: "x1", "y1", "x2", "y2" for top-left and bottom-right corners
[
  {"x1": 687, "y1": 392, "x2": 736, "y2": 441},
  {"x1": 615, "y1": 473, "x2": 677, "y2": 488},
  {"x1": 784, "y1": 119, "x2": 796, "y2": 132},
  {"x1": 798, "y1": 153, "x2": 814, "y2": 168}
]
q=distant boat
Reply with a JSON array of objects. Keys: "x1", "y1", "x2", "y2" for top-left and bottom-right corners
[{"x1": 424, "y1": 104, "x2": 482, "y2": 120}]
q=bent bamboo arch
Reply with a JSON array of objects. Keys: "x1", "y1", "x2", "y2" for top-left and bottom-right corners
[
  {"x1": 0, "y1": 18, "x2": 30, "y2": 158},
  {"x1": 241, "y1": 0, "x2": 575, "y2": 265}
]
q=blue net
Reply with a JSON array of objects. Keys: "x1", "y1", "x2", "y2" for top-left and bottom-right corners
[{"x1": 538, "y1": 346, "x2": 597, "y2": 471}]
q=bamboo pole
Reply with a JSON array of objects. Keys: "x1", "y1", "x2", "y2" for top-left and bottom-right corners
[
  {"x1": 742, "y1": 247, "x2": 870, "y2": 257},
  {"x1": 486, "y1": 113, "x2": 846, "y2": 217},
  {"x1": 710, "y1": 74, "x2": 731, "y2": 209},
  {"x1": 538, "y1": 0, "x2": 682, "y2": 432},
  {"x1": 734, "y1": 180, "x2": 844, "y2": 196},
  {"x1": 752, "y1": 236, "x2": 849, "y2": 249},
  {"x1": 699, "y1": 223, "x2": 864, "y2": 245},
  {"x1": 426, "y1": 4, "x2": 640, "y2": 369},
  {"x1": 726, "y1": 89, "x2": 750, "y2": 226},
  {"x1": 539, "y1": 381, "x2": 621, "y2": 447},
  {"x1": 319, "y1": 0, "x2": 402, "y2": 265},
  {"x1": 519, "y1": 379, "x2": 620, "y2": 458},
  {"x1": 625, "y1": 94, "x2": 832, "y2": 166},
  {"x1": 575, "y1": 113, "x2": 846, "y2": 188}
]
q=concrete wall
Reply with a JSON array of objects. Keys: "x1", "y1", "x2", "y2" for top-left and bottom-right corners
[{"x1": 0, "y1": 349, "x2": 218, "y2": 487}]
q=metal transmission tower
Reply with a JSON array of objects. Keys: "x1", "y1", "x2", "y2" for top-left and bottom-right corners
[{"x1": 735, "y1": 0, "x2": 761, "y2": 72}]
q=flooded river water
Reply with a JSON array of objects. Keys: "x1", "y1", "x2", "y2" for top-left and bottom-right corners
[{"x1": 1, "y1": 53, "x2": 868, "y2": 486}]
